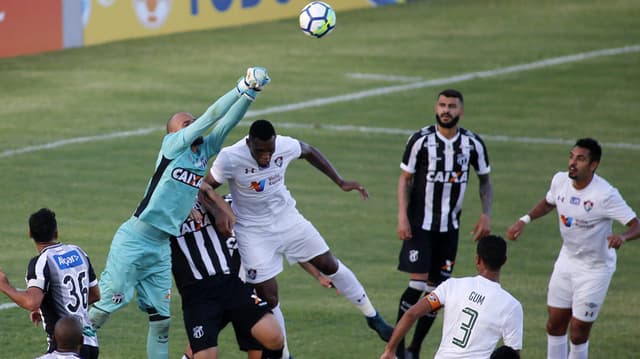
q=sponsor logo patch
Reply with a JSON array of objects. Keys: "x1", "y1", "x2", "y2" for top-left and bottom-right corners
[
  {"x1": 53, "y1": 250, "x2": 84, "y2": 269},
  {"x1": 250, "y1": 179, "x2": 267, "y2": 192},
  {"x1": 171, "y1": 168, "x2": 203, "y2": 188}
]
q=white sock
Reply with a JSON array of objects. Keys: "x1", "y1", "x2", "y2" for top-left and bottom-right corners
[
  {"x1": 408, "y1": 280, "x2": 428, "y2": 292},
  {"x1": 272, "y1": 304, "x2": 290, "y2": 358},
  {"x1": 569, "y1": 341, "x2": 589, "y2": 359},
  {"x1": 328, "y1": 260, "x2": 376, "y2": 317},
  {"x1": 547, "y1": 334, "x2": 568, "y2": 359}
]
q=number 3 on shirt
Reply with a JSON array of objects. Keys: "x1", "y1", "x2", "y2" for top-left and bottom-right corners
[{"x1": 452, "y1": 307, "x2": 478, "y2": 348}]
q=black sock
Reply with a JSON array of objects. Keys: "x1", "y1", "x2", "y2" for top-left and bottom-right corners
[
  {"x1": 396, "y1": 287, "x2": 424, "y2": 359},
  {"x1": 261, "y1": 347, "x2": 284, "y2": 359},
  {"x1": 409, "y1": 307, "x2": 438, "y2": 352},
  {"x1": 397, "y1": 286, "x2": 424, "y2": 321}
]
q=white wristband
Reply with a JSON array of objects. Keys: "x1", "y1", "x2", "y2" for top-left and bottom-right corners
[{"x1": 519, "y1": 214, "x2": 531, "y2": 224}]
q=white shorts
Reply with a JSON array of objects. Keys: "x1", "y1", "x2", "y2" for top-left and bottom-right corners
[
  {"x1": 235, "y1": 210, "x2": 330, "y2": 284},
  {"x1": 547, "y1": 252, "x2": 614, "y2": 322}
]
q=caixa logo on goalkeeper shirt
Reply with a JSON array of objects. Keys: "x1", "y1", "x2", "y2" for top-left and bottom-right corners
[
  {"x1": 53, "y1": 250, "x2": 84, "y2": 269},
  {"x1": 172, "y1": 168, "x2": 203, "y2": 188}
]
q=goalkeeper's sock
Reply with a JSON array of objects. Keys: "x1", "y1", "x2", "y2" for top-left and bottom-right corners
[{"x1": 147, "y1": 317, "x2": 170, "y2": 359}]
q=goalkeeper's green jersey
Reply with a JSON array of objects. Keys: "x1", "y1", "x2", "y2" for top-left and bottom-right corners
[{"x1": 133, "y1": 88, "x2": 250, "y2": 236}]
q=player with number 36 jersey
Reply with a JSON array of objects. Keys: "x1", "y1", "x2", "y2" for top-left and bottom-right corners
[{"x1": 27, "y1": 242, "x2": 99, "y2": 352}]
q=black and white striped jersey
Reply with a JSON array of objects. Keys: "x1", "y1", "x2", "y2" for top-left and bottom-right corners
[
  {"x1": 26, "y1": 243, "x2": 98, "y2": 347},
  {"x1": 401, "y1": 125, "x2": 490, "y2": 232},
  {"x1": 170, "y1": 201, "x2": 240, "y2": 292}
]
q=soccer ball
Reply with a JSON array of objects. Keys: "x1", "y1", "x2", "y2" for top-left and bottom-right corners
[{"x1": 299, "y1": 1, "x2": 336, "y2": 38}]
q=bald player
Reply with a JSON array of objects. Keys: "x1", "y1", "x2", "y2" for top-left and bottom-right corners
[
  {"x1": 35, "y1": 315, "x2": 84, "y2": 358},
  {"x1": 88, "y1": 67, "x2": 271, "y2": 359}
]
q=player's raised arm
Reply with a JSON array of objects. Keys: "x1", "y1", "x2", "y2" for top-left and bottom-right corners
[
  {"x1": 198, "y1": 173, "x2": 235, "y2": 238},
  {"x1": 299, "y1": 140, "x2": 368, "y2": 200},
  {"x1": 164, "y1": 67, "x2": 270, "y2": 159}
]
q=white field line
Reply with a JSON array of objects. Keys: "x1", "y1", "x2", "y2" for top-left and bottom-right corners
[
  {"x1": 0, "y1": 127, "x2": 159, "y2": 158},
  {"x1": 1, "y1": 44, "x2": 640, "y2": 160},
  {"x1": 0, "y1": 302, "x2": 18, "y2": 310},
  {"x1": 346, "y1": 72, "x2": 423, "y2": 82}
]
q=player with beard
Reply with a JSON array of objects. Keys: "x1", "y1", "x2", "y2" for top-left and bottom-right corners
[
  {"x1": 88, "y1": 67, "x2": 271, "y2": 359},
  {"x1": 507, "y1": 138, "x2": 639, "y2": 359},
  {"x1": 395, "y1": 89, "x2": 493, "y2": 359}
]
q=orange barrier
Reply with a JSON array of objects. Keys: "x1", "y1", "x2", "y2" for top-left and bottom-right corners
[{"x1": 0, "y1": 0, "x2": 63, "y2": 58}]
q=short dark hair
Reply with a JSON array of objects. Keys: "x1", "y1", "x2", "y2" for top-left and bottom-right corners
[
  {"x1": 438, "y1": 89, "x2": 464, "y2": 104},
  {"x1": 477, "y1": 235, "x2": 507, "y2": 271},
  {"x1": 575, "y1": 138, "x2": 601, "y2": 163},
  {"x1": 490, "y1": 345, "x2": 520, "y2": 359},
  {"x1": 249, "y1": 119, "x2": 276, "y2": 141},
  {"x1": 29, "y1": 208, "x2": 57, "y2": 243},
  {"x1": 54, "y1": 315, "x2": 83, "y2": 352}
]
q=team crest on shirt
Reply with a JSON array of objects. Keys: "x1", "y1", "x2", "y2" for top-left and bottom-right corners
[
  {"x1": 409, "y1": 250, "x2": 419, "y2": 262},
  {"x1": 195, "y1": 155, "x2": 208, "y2": 169},
  {"x1": 274, "y1": 156, "x2": 283, "y2": 167},
  {"x1": 583, "y1": 200, "x2": 594, "y2": 212},
  {"x1": 192, "y1": 325, "x2": 204, "y2": 339},
  {"x1": 456, "y1": 153, "x2": 469, "y2": 166}
]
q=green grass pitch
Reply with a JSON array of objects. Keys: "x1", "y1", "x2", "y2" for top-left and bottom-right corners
[{"x1": 0, "y1": 0, "x2": 639, "y2": 357}]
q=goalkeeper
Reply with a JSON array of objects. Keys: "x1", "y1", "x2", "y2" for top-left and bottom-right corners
[{"x1": 88, "y1": 67, "x2": 271, "y2": 359}]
